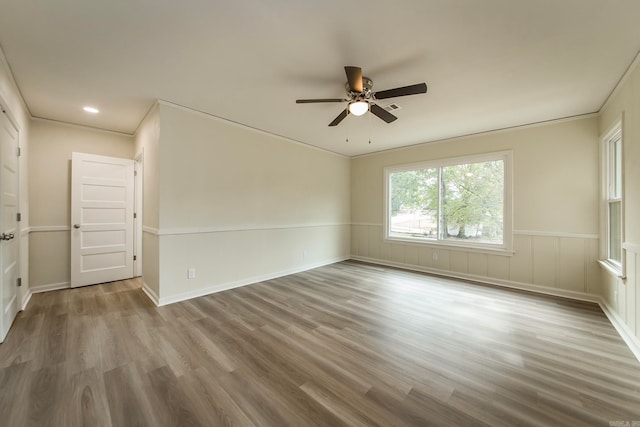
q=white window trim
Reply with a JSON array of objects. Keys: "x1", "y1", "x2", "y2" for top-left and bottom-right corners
[
  {"x1": 383, "y1": 150, "x2": 513, "y2": 255},
  {"x1": 599, "y1": 118, "x2": 626, "y2": 278}
]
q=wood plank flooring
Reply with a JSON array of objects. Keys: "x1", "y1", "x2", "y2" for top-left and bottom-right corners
[{"x1": 1, "y1": 260, "x2": 640, "y2": 426}]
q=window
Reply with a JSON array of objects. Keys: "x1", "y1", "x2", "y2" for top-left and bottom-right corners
[
  {"x1": 385, "y1": 151, "x2": 512, "y2": 252},
  {"x1": 603, "y1": 126, "x2": 623, "y2": 267}
]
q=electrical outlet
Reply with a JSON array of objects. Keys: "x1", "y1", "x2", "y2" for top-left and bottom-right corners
[
  {"x1": 187, "y1": 268, "x2": 196, "y2": 279},
  {"x1": 303, "y1": 249, "x2": 308, "y2": 258},
  {"x1": 432, "y1": 252, "x2": 438, "y2": 261}
]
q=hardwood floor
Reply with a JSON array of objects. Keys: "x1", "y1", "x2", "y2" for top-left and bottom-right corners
[{"x1": 1, "y1": 260, "x2": 639, "y2": 426}]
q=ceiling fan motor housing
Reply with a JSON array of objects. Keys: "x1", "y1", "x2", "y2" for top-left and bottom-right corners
[{"x1": 346, "y1": 77, "x2": 373, "y2": 99}]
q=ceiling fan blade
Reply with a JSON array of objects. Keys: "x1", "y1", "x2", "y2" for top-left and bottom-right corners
[
  {"x1": 296, "y1": 98, "x2": 347, "y2": 103},
  {"x1": 374, "y1": 83, "x2": 427, "y2": 100},
  {"x1": 370, "y1": 103, "x2": 397, "y2": 123},
  {"x1": 328, "y1": 108, "x2": 349, "y2": 127},
  {"x1": 344, "y1": 66, "x2": 363, "y2": 93}
]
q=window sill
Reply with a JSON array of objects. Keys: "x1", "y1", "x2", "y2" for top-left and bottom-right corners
[
  {"x1": 598, "y1": 259, "x2": 626, "y2": 280},
  {"x1": 384, "y1": 235, "x2": 514, "y2": 256}
]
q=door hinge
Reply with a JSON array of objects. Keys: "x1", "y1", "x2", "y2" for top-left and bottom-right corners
[
  {"x1": 16, "y1": 277, "x2": 22, "y2": 287},
  {"x1": 133, "y1": 212, "x2": 137, "y2": 219},
  {"x1": 133, "y1": 255, "x2": 137, "y2": 261},
  {"x1": 134, "y1": 170, "x2": 138, "y2": 176},
  {"x1": 17, "y1": 147, "x2": 21, "y2": 157},
  {"x1": 16, "y1": 212, "x2": 21, "y2": 222}
]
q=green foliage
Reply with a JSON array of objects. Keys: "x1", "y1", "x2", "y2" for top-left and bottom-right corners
[
  {"x1": 442, "y1": 160, "x2": 503, "y2": 240},
  {"x1": 390, "y1": 168, "x2": 437, "y2": 215}
]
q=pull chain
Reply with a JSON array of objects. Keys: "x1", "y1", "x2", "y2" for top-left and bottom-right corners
[
  {"x1": 368, "y1": 104, "x2": 372, "y2": 144},
  {"x1": 346, "y1": 107, "x2": 350, "y2": 143}
]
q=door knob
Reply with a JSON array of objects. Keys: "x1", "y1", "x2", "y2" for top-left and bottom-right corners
[
  {"x1": 0, "y1": 233, "x2": 14, "y2": 240},
  {"x1": 73, "y1": 224, "x2": 81, "y2": 229}
]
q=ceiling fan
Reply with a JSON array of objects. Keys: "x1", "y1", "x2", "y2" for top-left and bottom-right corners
[{"x1": 296, "y1": 66, "x2": 427, "y2": 126}]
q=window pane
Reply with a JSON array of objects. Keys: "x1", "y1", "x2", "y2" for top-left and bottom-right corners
[
  {"x1": 389, "y1": 168, "x2": 438, "y2": 239},
  {"x1": 441, "y1": 160, "x2": 504, "y2": 244},
  {"x1": 609, "y1": 201, "x2": 622, "y2": 263},
  {"x1": 612, "y1": 137, "x2": 622, "y2": 199}
]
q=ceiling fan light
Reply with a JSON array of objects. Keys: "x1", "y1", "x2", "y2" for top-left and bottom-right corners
[{"x1": 349, "y1": 101, "x2": 368, "y2": 116}]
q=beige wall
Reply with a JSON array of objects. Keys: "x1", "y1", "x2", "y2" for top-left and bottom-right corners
[
  {"x1": 158, "y1": 103, "x2": 350, "y2": 229},
  {"x1": 0, "y1": 47, "x2": 31, "y2": 307},
  {"x1": 135, "y1": 104, "x2": 160, "y2": 229},
  {"x1": 148, "y1": 103, "x2": 351, "y2": 303},
  {"x1": 351, "y1": 116, "x2": 601, "y2": 297},
  {"x1": 28, "y1": 119, "x2": 134, "y2": 289},
  {"x1": 600, "y1": 56, "x2": 640, "y2": 340}
]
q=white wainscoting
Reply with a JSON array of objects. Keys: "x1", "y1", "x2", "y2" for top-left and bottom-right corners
[
  {"x1": 600, "y1": 243, "x2": 640, "y2": 343},
  {"x1": 352, "y1": 224, "x2": 600, "y2": 294},
  {"x1": 604, "y1": 242, "x2": 640, "y2": 341}
]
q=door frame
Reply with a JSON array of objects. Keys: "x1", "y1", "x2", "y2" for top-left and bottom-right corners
[{"x1": 134, "y1": 150, "x2": 143, "y2": 277}]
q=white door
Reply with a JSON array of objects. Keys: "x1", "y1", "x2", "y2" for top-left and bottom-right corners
[
  {"x1": 0, "y1": 111, "x2": 19, "y2": 342},
  {"x1": 71, "y1": 153, "x2": 135, "y2": 287}
]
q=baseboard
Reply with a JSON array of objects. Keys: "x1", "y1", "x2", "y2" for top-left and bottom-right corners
[
  {"x1": 350, "y1": 255, "x2": 640, "y2": 363},
  {"x1": 20, "y1": 289, "x2": 32, "y2": 311},
  {"x1": 29, "y1": 281, "x2": 70, "y2": 293},
  {"x1": 156, "y1": 256, "x2": 350, "y2": 306},
  {"x1": 597, "y1": 297, "x2": 640, "y2": 362},
  {"x1": 141, "y1": 281, "x2": 160, "y2": 306}
]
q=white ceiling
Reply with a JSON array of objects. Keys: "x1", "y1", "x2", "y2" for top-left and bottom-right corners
[{"x1": 1, "y1": 0, "x2": 639, "y2": 156}]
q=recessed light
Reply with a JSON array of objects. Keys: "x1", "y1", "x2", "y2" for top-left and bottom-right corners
[{"x1": 83, "y1": 106, "x2": 99, "y2": 114}]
